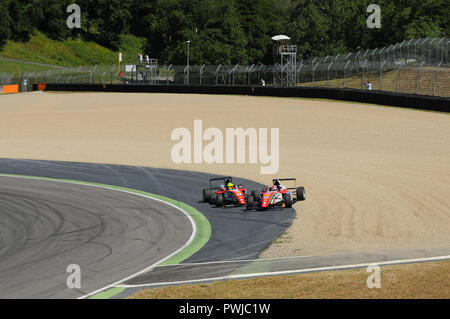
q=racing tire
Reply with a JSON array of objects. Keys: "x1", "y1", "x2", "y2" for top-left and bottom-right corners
[
  {"x1": 202, "y1": 189, "x2": 211, "y2": 203},
  {"x1": 285, "y1": 194, "x2": 293, "y2": 208},
  {"x1": 246, "y1": 195, "x2": 254, "y2": 210},
  {"x1": 251, "y1": 190, "x2": 261, "y2": 202},
  {"x1": 216, "y1": 194, "x2": 224, "y2": 207},
  {"x1": 296, "y1": 187, "x2": 306, "y2": 201}
]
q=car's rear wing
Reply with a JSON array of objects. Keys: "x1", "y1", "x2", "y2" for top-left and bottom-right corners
[
  {"x1": 209, "y1": 176, "x2": 233, "y2": 190},
  {"x1": 273, "y1": 178, "x2": 297, "y2": 190}
]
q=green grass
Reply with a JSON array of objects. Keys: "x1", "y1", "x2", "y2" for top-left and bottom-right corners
[
  {"x1": 129, "y1": 260, "x2": 450, "y2": 299},
  {"x1": 0, "y1": 59, "x2": 58, "y2": 73},
  {"x1": 0, "y1": 31, "x2": 146, "y2": 68},
  {"x1": 118, "y1": 34, "x2": 147, "y2": 65}
]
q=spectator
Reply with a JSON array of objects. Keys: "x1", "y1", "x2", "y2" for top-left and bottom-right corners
[
  {"x1": 138, "y1": 53, "x2": 143, "y2": 64},
  {"x1": 145, "y1": 55, "x2": 150, "y2": 65},
  {"x1": 365, "y1": 81, "x2": 373, "y2": 90},
  {"x1": 260, "y1": 78, "x2": 266, "y2": 86}
]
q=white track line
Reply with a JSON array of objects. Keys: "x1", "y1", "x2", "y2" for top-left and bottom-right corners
[
  {"x1": 0, "y1": 174, "x2": 197, "y2": 299},
  {"x1": 116, "y1": 254, "x2": 450, "y2": 288},
  {"x1": 171, "y1": 254, "x2": 318, "y2": 267}
]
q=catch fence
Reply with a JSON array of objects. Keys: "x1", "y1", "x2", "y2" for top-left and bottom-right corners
[{"x1": 3, "y1": 37, "x2": 449, "y2": 97}]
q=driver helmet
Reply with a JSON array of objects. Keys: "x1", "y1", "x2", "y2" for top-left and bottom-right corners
[
  {"x1": 274, "y1": 179, "x2": 282, "y2": 190},
  {"x1": 227, "y1": 182, "x2": 234, "y2": 190}
]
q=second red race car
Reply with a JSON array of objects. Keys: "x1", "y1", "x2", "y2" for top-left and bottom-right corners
[
  {"x1": 202, "y1": 177, "x2": 248, "y2": 208},
  {"x1": 246, "y1": 178, "x2": 306, "y2": 210}
]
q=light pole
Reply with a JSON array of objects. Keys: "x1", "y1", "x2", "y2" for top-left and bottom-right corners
[{"x1": 186, "y1": 40, "x2": 190, "y2": 85}]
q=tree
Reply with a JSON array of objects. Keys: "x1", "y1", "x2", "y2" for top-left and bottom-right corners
[
  {"x1": 7, "y1": 0, "x2": 43, "y2": 41},
  {"x1": 79, "y1": 0, "x2": 132, "y2": 50},
  {"x1": 39, "y1": 0, "x2": 72, "y2": 40},
  {"x1": 0, "y1": 1, "x2": 11, "y2": 47},
  {"x1": 236, "y1": 0, "x2": 283, "y2": 64}
]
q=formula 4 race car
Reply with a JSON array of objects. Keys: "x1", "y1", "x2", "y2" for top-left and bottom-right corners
[
  {"x1": 246, "y1": 178, "x2": 306, "y2": 210},
  {"x1": 202, "y1": 177, "x2": 248, "y2": 208}
]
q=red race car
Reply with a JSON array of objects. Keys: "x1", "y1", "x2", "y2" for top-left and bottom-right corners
[
  {"x1": 247, "y1": 178, "x2": 306, "y2": 210},
  {"x1": 202, "y1": 177, "x2": 248, "y2": 208}
]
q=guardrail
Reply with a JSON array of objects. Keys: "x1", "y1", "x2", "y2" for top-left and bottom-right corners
[{"x1": 40, "y1": 83, "x2": 450, "y2": 113}]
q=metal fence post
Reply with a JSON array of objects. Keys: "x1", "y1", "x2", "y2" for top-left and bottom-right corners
[
  {"x1": 361, "y1": 59, "x2": 367, "y2": 89},
  {"x1": 333, "y1": 54, "x2": 340, "y2": 79},
  {"x1": 28, "y1": 72, "x2": 35, "y2": 88},
  {"x1": 421, "y1": 38, "x2": 428, "y2": 62},
  {"x1": 379, "y1": 60, "x2": 386, "y2": 90},
  {"x1": 397, "y1": 62, "x2": 406, "y2": 93},
  {"x1": 399, "y1": 40, "x2": 406, "y2": 62},
  {"x1": 312, "y1": 62, "x2": 319, "y2": 86},
  {"x1": 414, "y1": 39, "x2": 420, "y2": 61},
  {"x1": 110, "y1": 65, "x2": 115, "y2": 84},
  {"x1": 446, "y1": 39, "x2": 450, "y2": 64},
  {"x1": 21, "y1": 72, "x2": 26, "y2": 91},
  {"x1": 406, "y1": 39, "x2": 413, "y2": 61},
  {"x1": 297, "y1": 62, "x2": 304, "y2": 85},
  {"x1": 166, "y1": 64, "x2": 173, "y2": 85},
  {"x1": 436, "y1": 38, "x2": 444, "y2": 63},
  {"x1": 93, "y1": 65, "x2": 97, "y2": 84},
  {"x1": 214, "y1": 64, "x2": 221, "y2": 85},
  {"x1": 392, "y1": 43, "x2": 399, "y2": 62},
  {"x1": 257, "y1": 65, "x2": 263, "y2": 84},
  {"x1": 344, "y1": 60, "x2": 350, "y2": 88},
  {"x1": 434, "y1": 62, "x2": 442, "y2": 96},
  {"x1": 199, "y1": 64, "x2": 205, "y2": 85},
  {"x1": 57, "y1": 69, "x2": 66, "y2": 84},
  {"x1": 247, "y1": 64, "x2": 254, "y2": 86},
  {"x1": 183, "y1": 65, "x2": 189, "y2": 85},
  {"x1": 76, "y1": 66, "x2": 80, "y2": 83},
  {"x1": 45, "y1": 70, "x2": 51, "y2": 83},
  {"x1": 327, "y1": 61, "x2": 334, "y2": 86},
  {"x1": 243, "y1": 64, "x2": 248, "y2": 86},
  {"x1": 429, "y1": 38, "x2": 437, "y2": 64},
  {"x1": 416, "y1": 61, "x2": 425, "y2": 95},
  {"x1": 272, "y1": 63, "x2": 278, "y2": 86},
  {"x1": 371, "y1": 48, "x2": 378, "y2": 70}
]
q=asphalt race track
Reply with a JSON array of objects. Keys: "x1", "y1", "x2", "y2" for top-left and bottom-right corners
[
  {"x1": 0, "y1": 159, "x2": 449, "y2": 298},
  {"x1": 0, "y1": 159, "x2": 295, "y2": 298},
  {"x1": 0, "y1": 175, "x2": 193, "y2": 298}
]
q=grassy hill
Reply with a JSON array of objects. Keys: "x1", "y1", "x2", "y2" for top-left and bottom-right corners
[
  {"x1": 0, "y1": 58, "x2": 62, "y2": 74},
  {"x1": 0, "y1": 31, "x2": 146, "y2": 70}
]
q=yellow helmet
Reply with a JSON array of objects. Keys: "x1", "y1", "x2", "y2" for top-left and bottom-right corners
[{"x1": 227, "y1": 182, "x2": 234, "y2": 190}]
